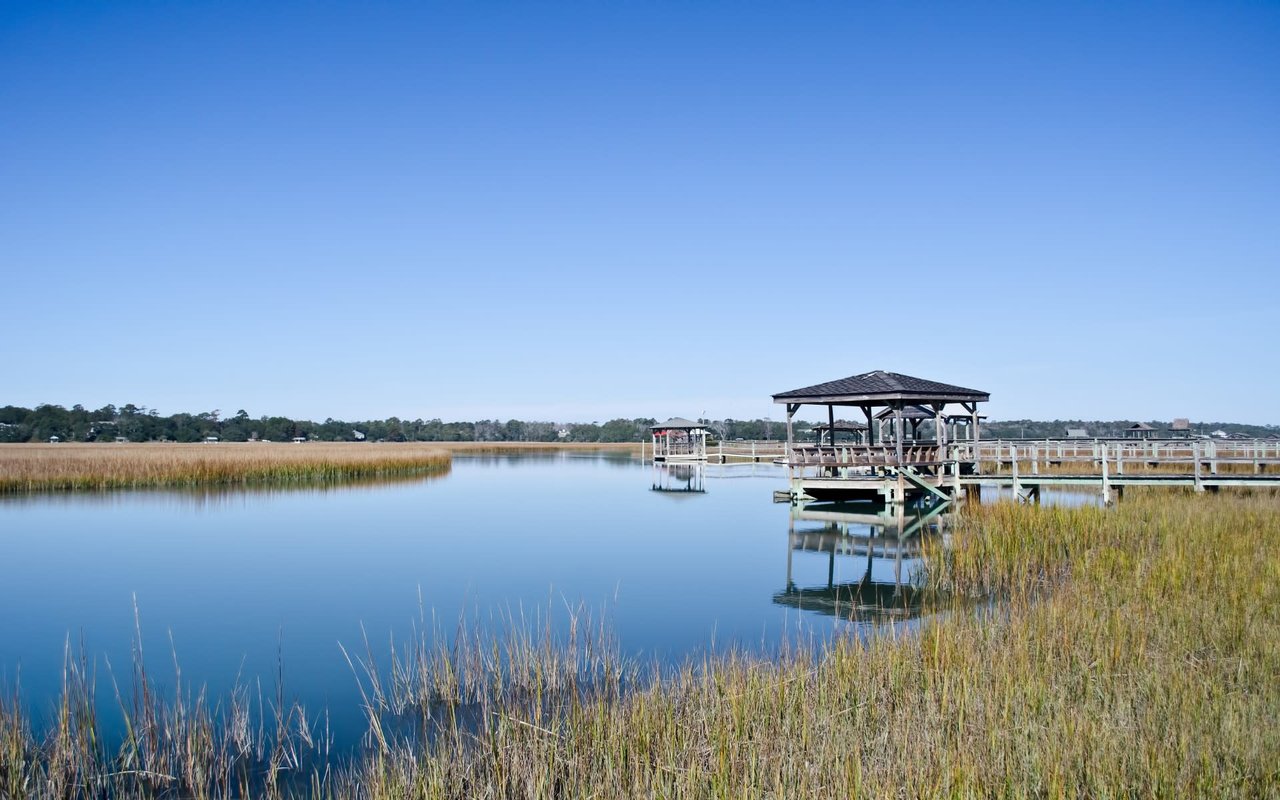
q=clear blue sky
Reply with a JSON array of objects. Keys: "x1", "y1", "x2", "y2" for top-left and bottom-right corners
[{"x1": 3, "y1": 1, "x2": 1277, "y2": 424}]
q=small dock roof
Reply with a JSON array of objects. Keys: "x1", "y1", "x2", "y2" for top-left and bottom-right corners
[
  {"x1": 650, "y1": 417, "x2": 704, "y2": 431},
  {"x1": 773, "y1": 370, "x2": 989, "y2": 406},
  {"x1": 874, "y1": 404, "x2": 935, "y2": 421}
]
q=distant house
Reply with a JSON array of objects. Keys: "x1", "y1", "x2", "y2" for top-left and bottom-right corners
[
  {"x1": 204, "y1": 435, "x2": 220, "y2": 444},
  {"x1": 48, "y1": 435, "x2": 60, "y2": 443},
  {"x1": 292, "y1": 436, "x2": 307, "y2": 443},
  {"x1": 1168, "y1": 418, "x2": 1192, "y2": 438},
  {"x1": 556, "y1": 428, "x2": 571, "y2": 439},
  {"x1": 114, "y1": 436, "x2": 129, "y2": 443},
  {"x1": 1210, "y1": 430, "x2": 1229, "y2": 439},
  {"x1": 1065, "y1": 428, "x2": 1089, "y2": 438},
  {"x1": 352, "y1": 430, "x2": 366, "y2": 441},
  {"x1": 1125, "y1": 423, "x2": 1155, "y2": 439}
]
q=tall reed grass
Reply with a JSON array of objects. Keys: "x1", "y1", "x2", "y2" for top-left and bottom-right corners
[
  {"x1": 1, "y1": 493, "x2": 1275, "y2": 797},
  {"x1": 0, "y1": 443, "x2": 451, "y2": 493}
]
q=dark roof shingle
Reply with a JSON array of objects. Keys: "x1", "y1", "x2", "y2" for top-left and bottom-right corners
[{"x1": 773, "y1": 370, "x2": 989, "y2": 403}]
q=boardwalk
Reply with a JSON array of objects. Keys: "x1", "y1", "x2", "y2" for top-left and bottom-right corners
[{"x1": 778, "y1": 437, "x2": 1280, "y2": 504}]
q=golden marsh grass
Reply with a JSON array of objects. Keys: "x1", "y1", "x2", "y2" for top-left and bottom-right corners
[{"x1": 0, "y1": 442, "x2": 452, "y2": 493}]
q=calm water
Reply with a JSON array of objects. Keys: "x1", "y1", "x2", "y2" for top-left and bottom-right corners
[{"x1": 0, "y1": 452, "x2": 936, "y2": 742}]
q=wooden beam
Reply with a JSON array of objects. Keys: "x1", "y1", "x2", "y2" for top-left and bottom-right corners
[{"x1": 894, "y1": 403, "x2": 904, "y2": 466}]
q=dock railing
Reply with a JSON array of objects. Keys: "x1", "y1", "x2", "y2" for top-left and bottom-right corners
[
  {"x1": 965, "y1": 438, "x2": 1280, "y2": 469},
  {"x1": 714, "y1": 440, "x2": 787, "y2": 462},
  {"x1": 786, "y1": 443, "x2": 949, "y2": 469}
]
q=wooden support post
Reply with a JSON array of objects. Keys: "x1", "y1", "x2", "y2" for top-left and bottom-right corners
[
  {"x1": 828, "y1": 404, "x2": 835, "y2": 450},
  {"x1": 1101, "y1": 442, "x2": 1112, "y2": 506},
  {"x1": 894, "y1": 404, "x2": 905, "y2": 467},
  {"x1": 951, "y1": 444, "x2": 961, "y2": 497},
  {"x1": 785, "y1": 404, "x2": 797, "y2": 483},
  {"x1": 1193, "y1": 441, "x2": 1204, "y2": 493},
  {"x1": 862, "y1": 405, "x2": 875, "y2": 477},
  {"x1": 1011, "y1": 442, "x2": 1021, "y2": 501}
]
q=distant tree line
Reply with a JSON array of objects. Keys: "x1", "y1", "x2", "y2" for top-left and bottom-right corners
[
  {"x1": 0, "y1": 404, "x2": 669, "y2": 444},
  {"x1": 0, "y1": 404, "x2": 1274, "y2": 444}
]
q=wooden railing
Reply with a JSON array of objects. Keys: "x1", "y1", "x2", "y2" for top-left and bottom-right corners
[
  {"x1": 966, "y1": 438, "x2": 1280, "y2": 465},
  {"x1": 715, "y1": 440, "x2": 787, "y2": 460},
  {"x1": 788, "y1": 444, "x2": 947, "y2": 468}
]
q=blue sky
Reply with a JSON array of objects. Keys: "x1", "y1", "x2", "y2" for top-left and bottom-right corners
[{"x1": 2, "y1": 1, "x2": 1277, "y2": 423}]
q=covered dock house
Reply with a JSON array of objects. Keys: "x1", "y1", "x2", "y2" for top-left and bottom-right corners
[
  {"x1": 811, "y1": 420, "x2": 867, "y2": 446},
  {"x1": 773, "y1": 370, "x2": 989, "y2": 503},
  {"x1": 1125, "y1": 422, "x2": 1156, "y2": 439},
  {"x1": 649, "y1": 417, "x2": 710, "y2": 462}
]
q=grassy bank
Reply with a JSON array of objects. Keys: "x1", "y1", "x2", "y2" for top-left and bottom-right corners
[
  {"x1": 0, "y1": 442, "x2": 452, "y2": 492},
  {"x1": 1, "y1": 493, "x2": 1276, "y2": 797}
]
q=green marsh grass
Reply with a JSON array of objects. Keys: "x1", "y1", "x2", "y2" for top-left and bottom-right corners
[{"x1": 1, "y1": 492, "x2": 1276, "y2": 797}]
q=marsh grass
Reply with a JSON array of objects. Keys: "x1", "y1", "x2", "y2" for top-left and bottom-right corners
[
  {"x1": 0, "y1": 443, "x2": 452, "y2": 493},
  {"x1": 0, "y1": 607, "x2": 330, "y2": 800},
  {"x1": 1, "y1": 493, "x2": 1276, "y2": 797}
]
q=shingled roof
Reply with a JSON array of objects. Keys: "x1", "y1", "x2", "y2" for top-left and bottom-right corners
[
  {"x1": 650, "y1": 417, "x2": 705, "y2": 430},
  {"x1": 773, "y1": 370, "x2": 989, "y2": 405}
]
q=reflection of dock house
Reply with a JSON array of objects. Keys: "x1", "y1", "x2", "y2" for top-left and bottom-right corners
[
  {"x1": 650, "y1": 418, "x2": 709, "y2": 462},
  {"x1": 774, "y1": 501, "x2": 951, "y2": 623},
  {"x1": 650, "y1": 463, "x2": 707, "y2": 495},
  {"x1": 774, "y1": 370, "x2": 989, "y2": 504}
]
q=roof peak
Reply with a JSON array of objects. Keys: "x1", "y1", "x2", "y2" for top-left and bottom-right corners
[{"x1": 773, "y1": 370, "x2": 989, "y2": 404}]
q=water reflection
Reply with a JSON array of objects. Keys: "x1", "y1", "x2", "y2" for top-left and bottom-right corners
[
  {"x1": 651, "y1": 463, "x2": 707, "y2": 495},
  {"x1": 775, "y1": 500, "x2": 952, "y2": 623},
  {"x1": 0, "y1": 469, "x2": 451, "y2": 511}
]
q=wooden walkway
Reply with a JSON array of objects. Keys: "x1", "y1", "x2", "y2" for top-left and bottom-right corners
[
  {"x1": 780, "y1": 438, "x2": 1280, "y2": 505},
  {"x1": 711, "y1": 440, "x2": 787, "y2": 462}
]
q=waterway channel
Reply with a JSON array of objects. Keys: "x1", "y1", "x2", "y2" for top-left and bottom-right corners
[{"x1": 1, "y1": 451, "x2": 941, "y2": 746}]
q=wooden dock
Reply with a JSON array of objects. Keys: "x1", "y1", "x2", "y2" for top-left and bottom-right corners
[
  {"x1": 779, "y1": 438, "x2": 1280, "y2": 505},
  {"x1": 710, "y1": 440, "x2": 787, "y2": 463},
  {"x1": 761, "y1": 368, "x2": 1279, "y2": 506}
]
